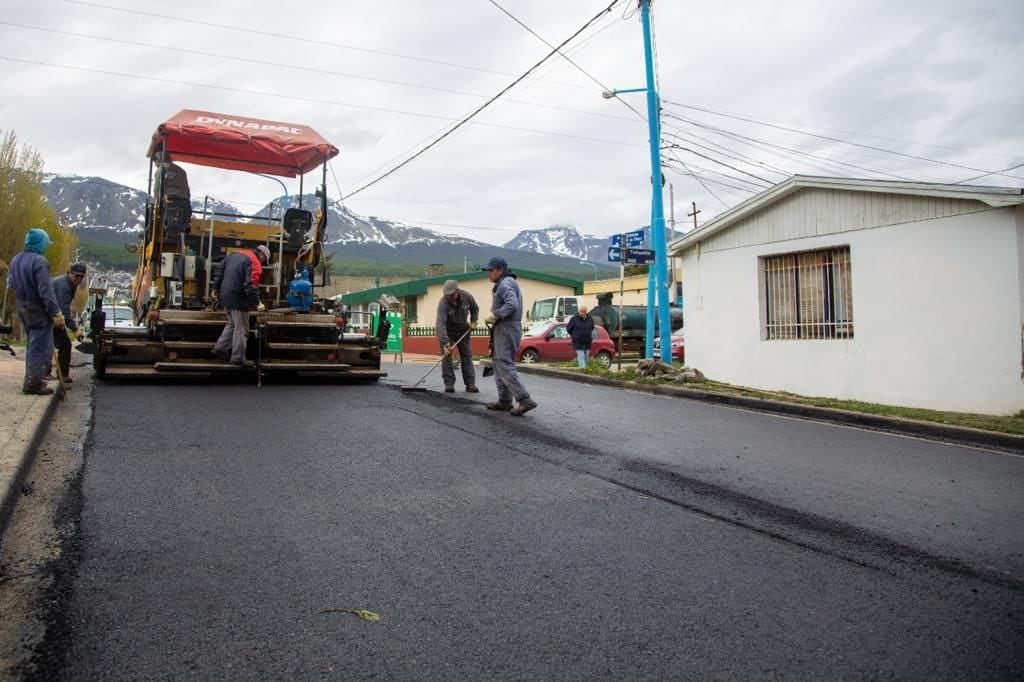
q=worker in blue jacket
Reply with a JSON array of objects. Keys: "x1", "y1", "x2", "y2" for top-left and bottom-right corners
[{"x1": 8, "y1": 228, "x2": 63, "y2": 394}]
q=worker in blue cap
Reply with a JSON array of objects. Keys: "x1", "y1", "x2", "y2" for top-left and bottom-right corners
[
  {"x1": 8, "y1": 228, "x2": 63, "y2": 394},
  {"x1": 482, "y1": 256, "x2": 537, "y2": 415}
]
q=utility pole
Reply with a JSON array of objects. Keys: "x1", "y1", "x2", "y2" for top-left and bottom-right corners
[
  {"x1": 688, "y1": 201, "x2": 700, "y2": 232},
  {"x1": 602, "y1": 0, "x2": 671, "y2": 362},
  {"x1": 639, "y1": 0, "x2": 671, "y2": 362}
]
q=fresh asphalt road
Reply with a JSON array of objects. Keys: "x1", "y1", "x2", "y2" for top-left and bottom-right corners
[{"x1": 38, "y1": 364, "x2": 1024, "y2": 679}]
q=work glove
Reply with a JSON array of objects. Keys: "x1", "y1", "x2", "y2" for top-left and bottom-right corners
[
  {"x1": 75, "y1": 328, "x2": 85, "y2": 341},
  {"x1": 484, "y1": 314, "x2": 497, "y2": 327},
  {"x1": 442, "y1": 342, "x2": 453, "y2": 355},
  {"x1": 52, "y1": 312, "x2": 65, "y2": 329},
  {"x1": 256, "y1": 302, "x2": 266, "y2": 313}
]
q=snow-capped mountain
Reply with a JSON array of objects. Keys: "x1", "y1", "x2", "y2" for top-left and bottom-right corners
[
  {"x1": 42, "y1": 174, "x2": 241, "y2": 245},
  {"x1": 42, "y1": 174, "x2": 615, "y2": 277},
  {"x1": 502, "y1": 225, "x2": 609, "y2": 263}
]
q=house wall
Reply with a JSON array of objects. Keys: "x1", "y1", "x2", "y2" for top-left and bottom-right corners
[{"x1": 681, "y1": 198, "x2": 1024, "y2": 415}]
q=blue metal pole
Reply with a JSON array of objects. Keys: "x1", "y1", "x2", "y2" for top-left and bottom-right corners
[{"x1": 639, "y1": 0, "x2": 672, "y2": 362}]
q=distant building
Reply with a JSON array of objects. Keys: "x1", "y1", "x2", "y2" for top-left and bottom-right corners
[
  {"x1": 340, "y1": 269, "x2": 582, "y2": 328},
  {"x1": 580, "y1": 266, "x2": 684, "y2": 307},
  {"x1": 670, "y1": 175, "x2": 1024, "y2": 415}
]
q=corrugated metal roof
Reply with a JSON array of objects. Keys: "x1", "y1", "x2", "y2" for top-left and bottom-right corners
[
  {"x1": 670, "y1": 175, "x2": 1024, "y2": 252},
  {"x1": 338, "y1": 269, "x2": 583, "y2": 305}
]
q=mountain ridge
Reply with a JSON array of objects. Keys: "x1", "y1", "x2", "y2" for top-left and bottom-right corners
[{"x1": 42, "y1": 174, "x2": 617, "y2": 278}]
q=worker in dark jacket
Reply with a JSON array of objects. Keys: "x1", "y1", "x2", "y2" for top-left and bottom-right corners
[
  {"x1": 51, "y1": 262, "x2": 87, "y2": 383},
  {"x1": 9, "y1": 228, "x2": 63, "y2": 394},
  {"x1": 482, "y1": 257, "x2": 536, "y2": 416},
  {"x1": 211, "y1": 245, "x2": 270, "y2": 368},
  {"x1": 436, "y1": 279, "x2": 479, "y2": 393},
  {"x1": 566, "y1": 305, "x2": 595, "y2": 368},
  {"x1": 152, "y1": 150, "x2": 192, "y2": 229}
]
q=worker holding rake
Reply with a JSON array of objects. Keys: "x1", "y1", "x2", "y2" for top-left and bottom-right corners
[{"x1": 436, "y1": 279, "x2": 479, "y2": 394}]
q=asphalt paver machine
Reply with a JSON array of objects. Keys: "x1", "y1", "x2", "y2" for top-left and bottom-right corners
[{"x1": 90, "y1": 109, "x2": 384, "y2": 381}]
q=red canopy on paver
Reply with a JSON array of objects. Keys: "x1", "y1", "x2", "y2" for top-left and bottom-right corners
[{"x1": 146, "y1": 109, "x2": 339, "y2": 177}]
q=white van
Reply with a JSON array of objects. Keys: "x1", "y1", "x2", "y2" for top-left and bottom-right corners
[{"x1": 526, "y1": 296, "x2": 582, "y2": 325}]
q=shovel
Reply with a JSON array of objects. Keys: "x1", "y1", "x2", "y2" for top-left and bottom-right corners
[{"x1": 401, "y1": 328, "x2": 472, "y2": 393}]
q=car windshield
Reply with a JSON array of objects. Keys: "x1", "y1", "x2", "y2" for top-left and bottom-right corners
[
  {"x1": 523, "y1": 322, "x2": 553, "y2": 337},
  {"x1": 530, "y1": 300, "x2": 555, "y2": 320},
  {"x1": 103, "y1": 306, "x2": 133, "y2": 324}
]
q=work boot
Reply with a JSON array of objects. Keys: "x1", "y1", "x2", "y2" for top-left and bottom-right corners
[
  {"x1": 63, "y1": 376, "x2": 73, "y2": 384},
  {"x1": 444, "y1": 385, "x2": 455, "y2": 393},
  {"x1": 465, "y1": 385, "x2": 479, "y2": 393},
  {"x1": 23, "y1": 385, "x2": 55, "y2": 396},
  {"x1": 510, "y1": 398, "x2": 538, "y2": 416},
  {"x1": 211, "y1": 349, "x2": 230, "y2": 361},
  {"x1": 231, "y1": 359, "x2": 256, "y2": 369},
  {"x1": 486, "y1": 401, "x2": 513, "y2": 411}
]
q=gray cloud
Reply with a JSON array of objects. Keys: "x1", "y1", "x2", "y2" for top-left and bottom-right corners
[{"x1": 2, "y1": 0, "x2": 1021, "y2": 245}]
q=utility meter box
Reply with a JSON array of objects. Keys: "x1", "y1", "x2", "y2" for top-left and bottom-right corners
[{"x1": 160, "y1": 253, "x2": 176, "y2": 277}]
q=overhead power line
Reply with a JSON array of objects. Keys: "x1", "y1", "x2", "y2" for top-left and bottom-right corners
[
  {"x1": 485, "y1": 0, "x2": 647, "y2": 122},
  {"x1": 63, "y1": 0, "x2": 593, "y2": 90},
  {"x1": 0, "y1": 20, "x2": 638, "y2": 125},
  {"x1": 0, "y1": 56, "x2": 641, "y2": 150},
  {"x1": 663, "y1": 127, "x2": 792, "y2": 179},
  {"x1": 339, "y1": 0, "x2": 626, "y2": 200},
  {"x1": 662, "y1": 142, "x2": 773, "y2": 186},
  {"x1": 662, "y1": 100, "x2": 1024, "y2": 181},
  {"x1": 663, "y1": 112, "x2": 914, "y2": 181},
  {"x1": 956, "y1": 161, "x2": 1024, "y2": 184}
]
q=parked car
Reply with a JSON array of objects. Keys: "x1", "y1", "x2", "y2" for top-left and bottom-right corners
[
  {"x1": 84, "y1": 304, "x2": 138, "y2": 331},
  {"x1": 517, "y1": 321, "x2": 616, "y2": 367},
  {"x1": 653, "y1": 327, "x2": 685, "y2": 361}
]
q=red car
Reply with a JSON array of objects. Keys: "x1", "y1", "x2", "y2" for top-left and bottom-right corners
[
  {"x1": 653, "y1": 327, "x2": 685, "y2": 361},
  {"x1": 517, "y1": 321, "x2": 617, "y2": 367}
]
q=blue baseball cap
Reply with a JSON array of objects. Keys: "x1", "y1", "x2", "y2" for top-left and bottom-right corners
[{"x1": 482, "y1": 257, "x2": 508, "y2": 271}]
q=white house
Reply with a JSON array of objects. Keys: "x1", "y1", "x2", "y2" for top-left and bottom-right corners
[{"x1": 670, "y1": 176, "x2": 1024, "y2": 415}]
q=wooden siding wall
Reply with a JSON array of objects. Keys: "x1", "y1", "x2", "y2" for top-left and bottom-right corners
[{"x1": 696, "y1": 189, "x2": 988, "y2": 253}]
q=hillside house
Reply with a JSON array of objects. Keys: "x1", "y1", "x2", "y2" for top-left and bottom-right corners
[{"x1": 670, "y1": 176, "x2": 1024, "y2": 415}]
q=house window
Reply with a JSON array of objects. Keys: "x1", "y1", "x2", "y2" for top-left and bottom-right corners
[
  {"x1": 405, "y1": 296, "x2": 418, "y2": 323},
  {"x1": 763, "y1": 246, "x2": 853, "y2": 340}
]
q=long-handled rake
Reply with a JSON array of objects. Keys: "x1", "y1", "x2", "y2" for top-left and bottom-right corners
[{"x1": 401, "y1": 328, "x2": 472, "y2": 393}]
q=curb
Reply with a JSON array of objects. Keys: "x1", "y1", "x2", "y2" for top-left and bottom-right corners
[
  {"x1": 516, "y1": 364, "x2": 1024, "y2": 454},
  {"x1": 0, "y1": 391, "x2": 61, "y2": 540}
]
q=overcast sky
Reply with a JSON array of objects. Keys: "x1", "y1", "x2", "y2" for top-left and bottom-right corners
[{"x1": 2, "y1": 0, "x2": 1022, "y2": 245}]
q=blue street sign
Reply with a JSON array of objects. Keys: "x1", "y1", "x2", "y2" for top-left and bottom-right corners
[
  {"x1": 610, "y1": 229, "x2": 646, "y2": 248},
  {"x1": 624, "y1": 248, "x2": 655, "y2": 265},
  {"x1": 609, "y1": 246, "x2": 655, "y2": 264}
]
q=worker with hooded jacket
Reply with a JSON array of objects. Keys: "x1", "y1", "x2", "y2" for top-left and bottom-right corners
[
  {"x1": 436, "y1": 279, "x2": 479, "y2": 393},
  {"x1": 9, "y1": 228, "x2": 63, "y2": 395},
  {"x1": 211, "y1": 245, "x2": 270, "y2": 368},
  {"x1": 482, "y1": 257, "x2": 537, "y2": 416},
  {"x1": 51, "y1": 262, "x2": 87, "y2": 383}
]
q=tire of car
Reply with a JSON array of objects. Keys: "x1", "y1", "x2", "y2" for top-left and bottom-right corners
[
  {"x1": 520, "y1": 348, "x2": 539, "y2": 364},
  {"x1": 594, "y1": 350, "x2": 612, "y2": 368}
]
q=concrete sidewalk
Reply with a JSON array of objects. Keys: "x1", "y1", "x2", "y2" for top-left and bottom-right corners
[{"x1": 0, "y1": 349, "x2": 62, "y2": 539}]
